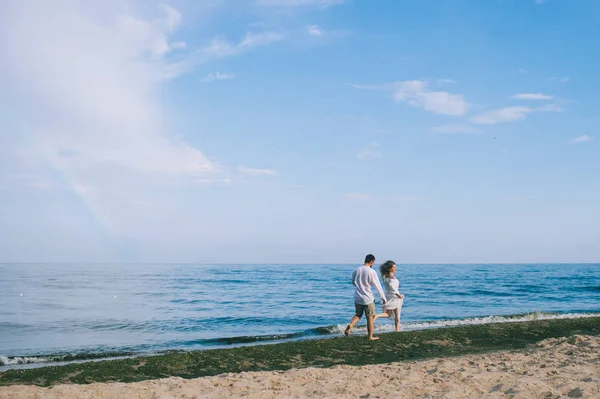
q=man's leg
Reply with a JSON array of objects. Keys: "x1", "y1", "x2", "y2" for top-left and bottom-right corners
[
  {"x1": 345, "y1": 315, "x2": 361, "y2": 336},
  {"x1": 367, "y1": 315, "x2": 378, "y2": 340},
  {"x1": 345, "y1": 304, "x2": 363, "y2": 336},
  {"x1": 365, "y1": 302, "x2": 379, "y2": 340}
]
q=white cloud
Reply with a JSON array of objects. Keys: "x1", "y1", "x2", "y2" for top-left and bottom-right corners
[
  {"x1": 431, "y1": 124, "x2": 481, "y2": 134},
  {"x1": 551, "y1": 76, "x2": 570, "y2": 83},
  {"x1": 346, "y1": 83, "x2": 377, "y2": 90},
  {"x1": 357, "y1": 142, "x2": 382, "y2": 160},
  {"x1": 571, "y1": 135, "x2": 593, "y2": 144},
  {"x1": 0, "y1": 0, "x2": 293, "y2": 246},
  {"x1": 202, "y1": 72, "x2": 236, "y2": 82},
  {"x1": 535, "y1": 0, "x2": 548, "y2": 4},
  {"x1": 512, "y1": 93, "x2": 554, "y2": 100},
  {"x1": 171, "y1": 41, "x2": 187, "y2": 50},
  {"x1": 517, "y1": 68, "x2": 529, "y2": 74},
  {"x1": 470, "y1": 104, "x2": 563, "y2": 125},
  {"x1": 437, "y1": 79, "x2": 457, "y2": 86},
  {"x1": 392, "y1": 81, "x2": 468, "y2": 116},
  {"x1": 307, "y1": 25, "x2": 324, "y2": 36},
  {"x1": 537, "y1": 104, "x2": 565, "y2": 112},
  {"x1": 0, "y1": 1, "x2": 286, "y2": 181},
  {"x1": 0, "y1": 1, "x2": 224, "y2": 177},
  {"x1": 344, "y1": 193, "x2": 372, "y2": 201},
  {"x1": 470, "y1": 107, "x2": 531, "y2": 124},
  {"x1": 238, "y1": 166, "x2": 278, "y2": 176},
  {"x1": 239, "y1": 31, "x2": 286, "y2": 48},
  {"x1": 349, "y1": 80, "x2": 469, "y2": 116},
  {"x1": 256, "y1": 0, "x2": 344, "y2": 7},
  {"x1": 166, "y1": 31, "x2": 286, "y2": 78}
]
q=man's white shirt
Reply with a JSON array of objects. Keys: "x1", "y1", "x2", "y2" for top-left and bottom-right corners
[{"x1": 352, "y1": 265, "x2": 387, "y2": 305}]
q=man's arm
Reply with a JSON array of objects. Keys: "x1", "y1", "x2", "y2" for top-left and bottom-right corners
[
  {"x1": 352, "y1": 269, "x2": 357, "y2": 288},
  {"x1": 371, "y1": 270, "x2": 387, "y2": 303}
]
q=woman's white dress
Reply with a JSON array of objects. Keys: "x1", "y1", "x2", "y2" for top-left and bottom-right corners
[{"x1": 382, "y1": 277, "x2": 403, "y2": 313}]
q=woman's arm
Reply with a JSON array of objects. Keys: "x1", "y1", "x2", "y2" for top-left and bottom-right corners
[{"x1": 392, "y1": 279, "x2": 403, "y2": 298}]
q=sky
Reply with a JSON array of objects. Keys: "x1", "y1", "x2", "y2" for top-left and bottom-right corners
[{"x1": 0, "y1": 0, "x2": 598, "y2": 264}]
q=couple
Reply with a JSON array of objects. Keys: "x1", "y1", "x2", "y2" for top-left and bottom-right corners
[{"x1": 344, "y1": 254, "x2": 404, "y2": 340}]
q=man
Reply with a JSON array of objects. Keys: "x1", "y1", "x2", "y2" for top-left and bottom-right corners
[{"x1": 344, "y1": 254, "x2": 387, "y2": 340}]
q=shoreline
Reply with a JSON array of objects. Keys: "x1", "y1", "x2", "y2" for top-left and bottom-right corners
[
  {"x1": 1, "y1": 316, "x2": 599, "y2": 388},
  {"x1": 2, "y1": 335, "x2": 598, "y2": 399},
  {"x1": 3, "y1": 310, "x2": 598, "y2": 372}
]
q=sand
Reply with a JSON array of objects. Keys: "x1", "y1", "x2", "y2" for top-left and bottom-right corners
[{"x1": 1, "y1": 334, "x2": 599, "y2": 399}]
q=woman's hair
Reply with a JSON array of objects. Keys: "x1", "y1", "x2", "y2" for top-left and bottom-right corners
[{"x1": 379, "y1": 260, "x2": 396, "y2": 278}]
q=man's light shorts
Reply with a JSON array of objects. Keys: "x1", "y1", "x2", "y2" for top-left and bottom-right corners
[{"x1": 354, "y1": 301, "x2": 375, "y2": 317}]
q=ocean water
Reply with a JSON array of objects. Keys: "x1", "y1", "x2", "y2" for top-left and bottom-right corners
[{"x1": 1, "y1": 263, "x2": 599, "y2": 370}]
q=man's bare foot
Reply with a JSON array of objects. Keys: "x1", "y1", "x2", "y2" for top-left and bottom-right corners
[
  {"x1": 344, "y1": 324, "x2": 352, "y2": 336},
  {"x1": 368, "y1": 336, "x2": 379, "y2": 341}
]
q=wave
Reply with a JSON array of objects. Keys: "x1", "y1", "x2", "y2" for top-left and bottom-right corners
[
  {"x1": 329, "y1": 310, "x2": 600, "y2": 335},
  {"x1": 0, "y1": 351, "x2": 136, "y2": 367},
  {"x1": 2, "y1": 311, "x2": 599, "y2": 368}
]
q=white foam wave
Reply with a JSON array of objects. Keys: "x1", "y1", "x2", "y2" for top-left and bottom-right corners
[
  {"x1": 0, "y1": 355, "x2": 57, "y2": 366},
  {"x1": 332, "y1": 311, "x2": 600, "y2": 334}
]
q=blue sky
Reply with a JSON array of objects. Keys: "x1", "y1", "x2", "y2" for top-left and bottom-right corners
[{"x1": 0, "y1": 0, "x2": 598, "y2": 264}]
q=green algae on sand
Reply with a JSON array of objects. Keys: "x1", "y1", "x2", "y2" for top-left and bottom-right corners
[{"x1": 1, "y1": 316, "x2": 599, "y2": 387}]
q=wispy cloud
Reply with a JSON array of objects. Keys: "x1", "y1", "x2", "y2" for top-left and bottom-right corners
[
  {"x1": 470, "y1": 107, "x2": 531, "y2": 124},
  {"x1": 470, "y1": 104, "x2": 563, "y2": 125},
  {"x1": 437, "y1": 79, "x2": 457, "y2": 86},
  {"x1": 202, "y1": 72, "x2": 236, "y2": 82},
  {"x1": 431, "y1": 124, "x2": 481, "y2": 134},
  {"x1": 0, "y1": 1, "x2": 219, "y2": 177},
  {"x1": 167, "y1": 31, "x2": 286, "y2": 78},
  {"x1": 357, "y1": 142, "x2": 383, "y2": 159},
  {"x1": 392, "y1": 81, "x2": 468, "y2": 116},
  {"x1": 534, "y1": 0, "x2": 548, "y2": 4},
  {"x1": 238, "y1": 166, "x2": 278, "y2": 176},
  {"x1": 349, "y1": 80, "x2": 469, "y2": 116},
  {"x1": 0, "y1": 0, "x2": 295, "y2": 244},
  {"x1": 571, "y1": 135, "x2": 593, "y2": 144},
  {"x1": 551, "y1": 76, "x2": 570, "y2": 83},
  {"x1": 512, "y1": 93, "x2": 554, "y2": 100},
  {"x1": 517, "y1": 68, "x2": 529, "y2": 74},
  {"x1": 256, "y1": 0, "x2": 344, "y2": 7},
  {"x1": 344, "y1": 193, "x2": 372, "y2": 201},
  {"x1": 307, "y1": 25, "x2": 324, "y2": 36},
  {"x1": 539, "y1": 104, "x2": 565, "y2": 112}
]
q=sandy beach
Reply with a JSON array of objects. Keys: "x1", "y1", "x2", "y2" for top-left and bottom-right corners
[{"x1": 1, "y1": 334, "x2": 598, "y2": 399}]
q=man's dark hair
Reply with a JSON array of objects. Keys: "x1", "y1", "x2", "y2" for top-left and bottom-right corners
[{"x1": 364, "y1": 254, "x2": 375, "y2": 264}]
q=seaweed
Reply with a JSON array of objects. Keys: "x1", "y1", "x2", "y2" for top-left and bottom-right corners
[{"x1": 2, "y1": 316, "x2": 599, "y2": 387}]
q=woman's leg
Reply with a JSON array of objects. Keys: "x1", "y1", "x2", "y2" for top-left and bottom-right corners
[
  {"x1": 373, "y1": 310, "x2": 392, "y2": 322},
  {"x1": 393, "y1": 308, "x2": 400, "y2": 332}
]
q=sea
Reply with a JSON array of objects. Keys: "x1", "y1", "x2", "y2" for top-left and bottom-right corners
[{"x1": 1, "y1": 263, "x2": 599, "y2": 371}]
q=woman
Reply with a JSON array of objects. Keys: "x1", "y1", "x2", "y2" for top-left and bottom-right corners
[{"x1": 374, "y1": 260, "x2": 404, "y2": 332}]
